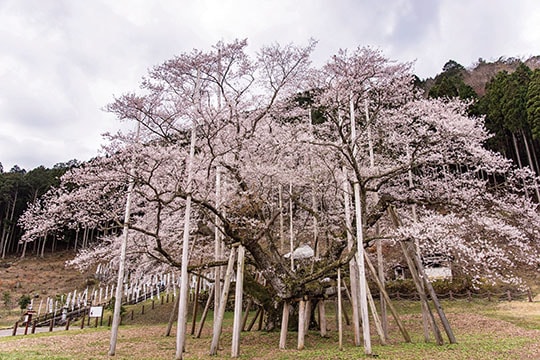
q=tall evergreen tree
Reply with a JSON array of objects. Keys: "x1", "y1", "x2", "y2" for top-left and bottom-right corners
[
  {"x1": 428, "y1": 60, "x2": 477, "y2": 100},
  {"x1": 527, "y1": 69, "x2": 540, "y2": 139}
]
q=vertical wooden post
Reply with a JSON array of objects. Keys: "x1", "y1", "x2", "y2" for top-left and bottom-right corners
[
  {"x1": 337, "y1": 269, "x2": 343, "y2": 351},
  {"x1": 304, "y1": 300, "x2": 311, "y2": 334},
  {"x1": 231, "y1": 245, "x2": 245, "y2": 358},
  {"x1": 318, "y1": 301, "x2": 327, "y2": 338},
  {"x1": 289, "y1": 182, "x2": 295, "y2": 271},
  {"x1": 109, "y1": 122, "x2": 140, "y2": 356},
  {"x1": 175, "y1": 118, "x2": 197, "y2": 360},
  {"x1": 377, "y1": 238, "x2": 388, "y2": 339},
  {"x1": 343, "y1": 166, "x2": 361, "y2": 346},
  {"x1": 209, "y1": 248, "x2": 236, "y2": 356},
  {"x1": 12, "y1": 322, "x2": 18, "y2": 336},
  {"x1": 279, "y1": 184, "x2": 285, "y2": 253},
  {"x1": 298, "y1": 299, "x2": 306, "y2": 350},
  {"x1": 350, "y1": 94, "x2": 372, "y2": 355},
  {"x1": 190, "y1": 273, "x2": 201, "y2": 335},
  {"x1": 279, "y1": 302, "x2": 289, "y2": 349},
  {"x1": 214, "y1": 166, "x2": 223, "y2": 325}
]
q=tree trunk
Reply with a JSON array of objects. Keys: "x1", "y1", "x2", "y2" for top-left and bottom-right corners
[
  {"x1": 521, "y1": 131, "x2": 540, "y2": 200},
  {"x1": 2, "y1": 188, "x2": 18, "y2": 259},
  {"x1": 512, "y1": 132, "x2": 529, "y2": 198}
]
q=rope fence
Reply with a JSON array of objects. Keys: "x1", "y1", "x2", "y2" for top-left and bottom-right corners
[{"x1": 373, "y1": 288, "x2": 534, "y2": 302}]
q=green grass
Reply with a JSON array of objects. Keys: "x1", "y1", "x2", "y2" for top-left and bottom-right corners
[{"x1": 1, "y1": 299, "x2": 539, "y2": 359}]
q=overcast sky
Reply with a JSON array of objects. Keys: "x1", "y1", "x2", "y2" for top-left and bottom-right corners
[{"x1": 1, "y1": 0, "x2": 539, "y2": 171}]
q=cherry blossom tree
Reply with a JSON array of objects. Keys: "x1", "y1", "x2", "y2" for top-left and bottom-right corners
[{"x1": 19, "y1": 41, "x2": 540, "y2": 353}]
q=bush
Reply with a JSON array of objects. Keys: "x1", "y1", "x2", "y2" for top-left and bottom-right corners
[
  {"x1": 107, "y1": 297, "x2": 126, "y2": 316},
  {"x1": 3, "y1": 291, "x2": 12, "y2": 309},
  {"x1": 18, "y1": 294, "x2": 31, "y2": 311}
]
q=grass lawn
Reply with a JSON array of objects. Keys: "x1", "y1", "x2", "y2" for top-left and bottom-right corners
[{"x1": 1, "y1": 299, "x2": 539, "y2": 359}]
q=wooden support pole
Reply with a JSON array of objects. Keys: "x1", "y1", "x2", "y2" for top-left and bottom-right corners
[
  {"x1": 257, "y1": 309, "x2": 264, "y2": 331},
  {"x1": 190, "y1": 273, "x2": 201, "y2": 335},
  {"x1": 366, "y1": 283, "x2": 386, "y2": 345},
  {"x1": 337, "y1": 269, "x2": 343, "y2": 351},
  {"x1": 241, "y1": 298, "x2": 253, "y2": 331},
  {"x1": 196, "y1": 286, "x2": 214, "y2": 338},
  {"x1": 231, "y1": 245, "x2": 245, "y2": 358},
  {"x1": 304, "y1": 300, "x2": 311, "y2": 333},
  {"x1": 399, "y1": 240, "x2": 443, "y2": 345},
  {"x1": 279, "y1": 302, "x2": 290, "y2": 349},
  {"x1": 318, "y1": 300, "x2": 327, "y2": 338},
  {"x1": 377, "y1": 238, "x2": 388, "y2": 339},
  {"x1": 298, "y1": 299, "x2": 306, "y2": 350},
  {"x1": 165, "y1": 287, "x2": 180, "y2": 337},
  {"x1": 246, "y1": 307, "x2": 261, "y2": 332},
  {"x1": 412, "y1": 249, "x2": 457, "y2": 344},
  {"x1": 209, "y1": 248, "x2": 236, "y2": 356},
  {"x1": 364, "y1": 251, "x2": 411, "y2": 343}
]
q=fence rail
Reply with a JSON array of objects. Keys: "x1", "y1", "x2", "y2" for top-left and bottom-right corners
[{"x1": 12, "y1": 284, "x2": 168, "y2": 336}]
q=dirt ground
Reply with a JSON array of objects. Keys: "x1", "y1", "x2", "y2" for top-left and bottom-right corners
[{"x1": 0, "y1": 251, "x2": 94, "y2": 326}]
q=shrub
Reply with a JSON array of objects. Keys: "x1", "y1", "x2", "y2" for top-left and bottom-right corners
[
  {"x1": 3, "y1": 291, "x2": 12, "y2": 309},
  {"x1": 18, "y1": 294, "x2": 31, "y2": 311}
]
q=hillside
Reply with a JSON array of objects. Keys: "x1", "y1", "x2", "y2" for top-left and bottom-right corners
[
  {"x1": 463, "y1": 55, "x2": 540, "y2": 96},
  {"x1": 0, "y1": 251, "x2": 95, "y2": 321}
]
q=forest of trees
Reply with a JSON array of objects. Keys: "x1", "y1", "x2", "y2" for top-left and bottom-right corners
[
  {"x1": 0, "y1": 160, "x2": 79, "y2": 258},
  {"x1": 421, "y1": 57, "x2": 540, "y2": 197}
]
